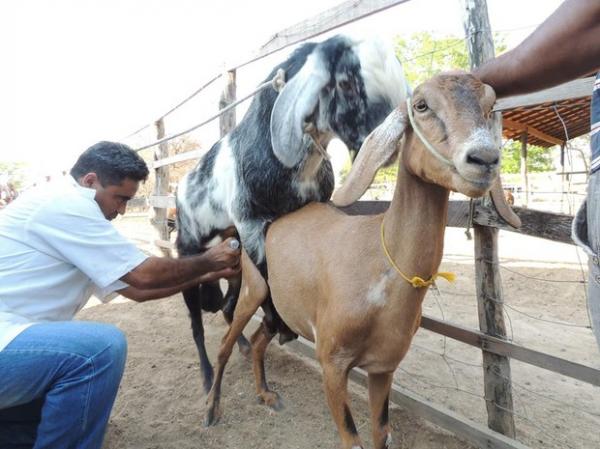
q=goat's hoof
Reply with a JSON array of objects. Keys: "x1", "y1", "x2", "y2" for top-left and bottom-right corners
[
  {"x1": 258, "y1": 391, "x2": 283, "y2": 411},
  {"x1": 203, "y1": 406, "x2": 221, "y2": 427},
  {"x1": 383, "y1": 433, "x2": 392, "y2": 449}
]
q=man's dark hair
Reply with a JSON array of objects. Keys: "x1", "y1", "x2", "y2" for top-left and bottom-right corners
[{"x1": 70, "y1": 141, "x2": 149, "y2": 186}]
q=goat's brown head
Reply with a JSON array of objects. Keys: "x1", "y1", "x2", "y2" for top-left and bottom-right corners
[{"x1": 332, "y1": 72, "x2": 500, "y2": 205}]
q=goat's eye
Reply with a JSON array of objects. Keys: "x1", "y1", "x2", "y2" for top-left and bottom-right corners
[
  {"x1": 338, "y1": 80, "x2": 352, "y2": 92},
  {"x1": 414, "y1": 100, "x2": 428, "y2": 113}
]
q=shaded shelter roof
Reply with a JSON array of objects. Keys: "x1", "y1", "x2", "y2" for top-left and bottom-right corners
[
  {"x1": 502, "y1": 97, "x2": 590, "y2": 148},
  {"x1": 499, "y1": 76, "x2": 595, "y2": 148}
]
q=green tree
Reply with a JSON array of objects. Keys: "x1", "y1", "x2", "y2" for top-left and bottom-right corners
[
  {"x1": 500, "y1": 140, "x2": 554, "y2": 174},
  {"x1": 394, "y1": 32, "x2": 507, "y2": 86}
]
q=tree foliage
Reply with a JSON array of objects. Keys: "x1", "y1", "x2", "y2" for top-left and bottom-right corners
[
  {"x1": 501, "y1": 140, "x2": 554, "y2": 174},
  {"x1": 394, "y1": 32, "x2": 507, "y2": 86}
]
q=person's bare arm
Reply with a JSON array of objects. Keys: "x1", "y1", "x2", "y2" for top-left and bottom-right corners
[
  {"x1": 117, "y1": 265, "x2": 240, "y2": 302},
  {"x1": 473, "y1": 0, "x2": 600, "y2": 97},
  {"x1": 120, "y1": 238, "x2": 240, "y2": 290}
]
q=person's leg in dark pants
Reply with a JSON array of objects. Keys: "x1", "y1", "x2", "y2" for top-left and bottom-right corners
[{"x1": 0, "y1": 398, "x2": 43, "y2": 449}]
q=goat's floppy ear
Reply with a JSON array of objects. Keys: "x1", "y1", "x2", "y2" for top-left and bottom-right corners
[
  {"x1": 489, "y1": 176, "x2": 522, "y2": 228},
  {"x1": 332, "y1": 106, "x2": 408, "y2": 207},
  {"x1": 270, "y1": 53, "x2": 330, "y2": 167}
]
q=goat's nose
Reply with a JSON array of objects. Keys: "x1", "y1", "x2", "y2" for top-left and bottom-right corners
[{"x1": 465, "y1": 149, "x2": 499, "y2": 169}]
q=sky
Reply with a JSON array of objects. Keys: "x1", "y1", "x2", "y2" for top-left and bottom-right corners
[{"x1": 1, "y1": 0, "x2": 564, "y2": 182}]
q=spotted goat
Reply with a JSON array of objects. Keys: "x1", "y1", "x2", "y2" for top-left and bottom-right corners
[{"x1": 175, "y1": 34, "x2": 408, "y2": 395}]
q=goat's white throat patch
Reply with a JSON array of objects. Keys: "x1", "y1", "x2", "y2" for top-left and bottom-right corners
[{"x1": 366, "y1": 271, "x2": 391, "y2": 307}]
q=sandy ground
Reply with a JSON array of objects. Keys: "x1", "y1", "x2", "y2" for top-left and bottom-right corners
[
  {"x1": 77, "y1": 217, "x2": 600, "y2": 449},
  {"x1": 81, "y1": 299, "x2": 473, "y2": 449}
]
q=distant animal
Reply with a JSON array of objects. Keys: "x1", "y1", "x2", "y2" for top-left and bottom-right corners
[
  {"x1": 504, "y1": 189, "x2": 514, "y2": 206},
  {"x1": 204, "y1": 73, "x2": 505, "y2": 447},
  {"x1": 175, "y1": 34, "x2": 408, "y2": 396}
]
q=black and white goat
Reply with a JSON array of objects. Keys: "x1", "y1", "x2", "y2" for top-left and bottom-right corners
[{"x1": 176, "y1": 34, "x2": 408, "y2": 394}]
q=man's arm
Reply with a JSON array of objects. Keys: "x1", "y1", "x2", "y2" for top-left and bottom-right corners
[
  {"x1": 474, "y1": 0, "x2": 600, "y2": 97},
  {"x1": 120, "y1": 238, "x2": 241, "y2": 290},
  {"x1": 117, "y1": 265, "x2": 240, "y2": 302}
]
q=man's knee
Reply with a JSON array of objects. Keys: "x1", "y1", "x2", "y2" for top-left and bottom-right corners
[
  {"x1": 93, "y1": 324, "x2": 128, "y2": 376},
  {"x1": 69, "y1": 322, "x2": 128, "y2": 380}
]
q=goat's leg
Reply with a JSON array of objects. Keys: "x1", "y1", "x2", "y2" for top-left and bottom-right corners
[
  {"x1": 183, "y1": 287, "x2": 214, "y2": 394},
  {"x1": 367, "y1": 372, "x2": 394, "y2": 449},
  {"x1": 204, "y1": 250, "x2": 269, "y2": 426},
  {"x1": 250, "y1": 318, "x2": 282, "y2": 410},
  {"x1": 222, "y1": 274, "x2": 251, "y2": 357},
  {"x1": 322, "y1": 362, "x2": 364, "y2": 449}
]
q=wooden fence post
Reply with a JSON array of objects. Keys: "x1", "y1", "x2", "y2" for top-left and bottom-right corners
[
  {"x1": 152, "y1": 118, "x2": 171, "y2": 256},
  {"x1": 219, "y1": 70, "x2": 237, "y2": 137},
  {"x1": 461, "y1": 0, "x2": 516, "y2": 437},
  {"x1": 520, "y1": 132, "x2": 529, "y2": 207}
]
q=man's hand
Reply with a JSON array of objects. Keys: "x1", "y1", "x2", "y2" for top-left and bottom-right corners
[
  {"x1": 473, "y1": 0, "x2": 600, "y2": 97},
  {"x1": 196, "y1": 238, "x2": 242, "y2": 283},
  {"x1": 202, "y1": 238, "x2": 242, "y2": 272}
]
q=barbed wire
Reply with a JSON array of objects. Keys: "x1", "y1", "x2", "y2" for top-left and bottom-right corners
[
  {"x1": 122, "y1": 74, "x2": 224, "y2": 141},
  {"x1": 400, "y1": 344, "x2": 599, "y2": 448},
  {"x1": 499, "y1": 264, "x2": 585, "y2": 284},
  {"x1": 447, "y1": 252, "x2": 593, "y2": 329},
  {"x1": 492, "y1": 402, "x2": 578, "y2": 449},
  {"x1": 429, "y1": 285, "x2": 461, "y2": 389},
  {"x1": 551, "y1": 104, "x2": 594, "y2": 332},
  {"x1": 409, "y1": 340, "x2": 600, "y2": 419},
  {"x1": 132, "y1": 70, "x2": 284, "y2": 152},
  {"x1": 122, "y1": 20, "x2": 546, "y2": 142},
  {"x1": 396, "y1": 364, "x2": 581, "y2": 449},
  {"x1": 400, "y1": 23, "x2": 535, "y2": 65}
]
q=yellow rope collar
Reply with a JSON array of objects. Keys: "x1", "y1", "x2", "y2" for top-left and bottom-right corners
[{"x1": 380, "y1": 220, "x2": 456, "y2": 288}]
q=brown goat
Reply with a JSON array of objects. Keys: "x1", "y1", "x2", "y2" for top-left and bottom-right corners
[{"x1": 204, "y1": 73, "x2": 502, "y2": 447}]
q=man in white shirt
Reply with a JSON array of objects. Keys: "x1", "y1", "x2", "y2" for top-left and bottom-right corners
[{"x1": 0, "y1": 141, "x2": 241, "y2": 449}]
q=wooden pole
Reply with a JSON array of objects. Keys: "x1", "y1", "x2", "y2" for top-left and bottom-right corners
[
  {"x1": 461, "y1": 0, "x2": 516, "y2": 438},
  {"x1": 152, "y1": 118, "x2": 171, "y2": 256},
  {"x1": 560, "y1": 144, "x2": 566, "y2": 213},
  {"x1": 520, "y1": 132, "x2": 529, "y2": 207},
  {"x1": 219, "y1": 70, "x2": 237, "y2": 137}
]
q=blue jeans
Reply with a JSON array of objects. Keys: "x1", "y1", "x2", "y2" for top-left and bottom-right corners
[
  {"x1": 0, "y1": 321, "x2": 127, "y2": 449},
  {"x1": 573, "y1": 171, "x2": 600, "y2": 350}
]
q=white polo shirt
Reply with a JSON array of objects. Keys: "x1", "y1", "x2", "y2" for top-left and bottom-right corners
[{"x1": 0, "y1": 176, "x2": 148, "y2": 351}]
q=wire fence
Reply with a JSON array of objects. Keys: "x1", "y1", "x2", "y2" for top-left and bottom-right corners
[
  {"x1": 398, "y1": 231, "x2": 600, "y2": 449},
  {"x1": 120, "y1": 22, "x2": 553, "y2": 150}
]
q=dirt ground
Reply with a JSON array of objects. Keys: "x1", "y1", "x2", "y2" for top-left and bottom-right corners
[
  {"x1": 78, "y1": 218, "x2": 600, "y2": 449},
  {"x1": 80, "y1": 299, "x2": 474, "y2": 449}
]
